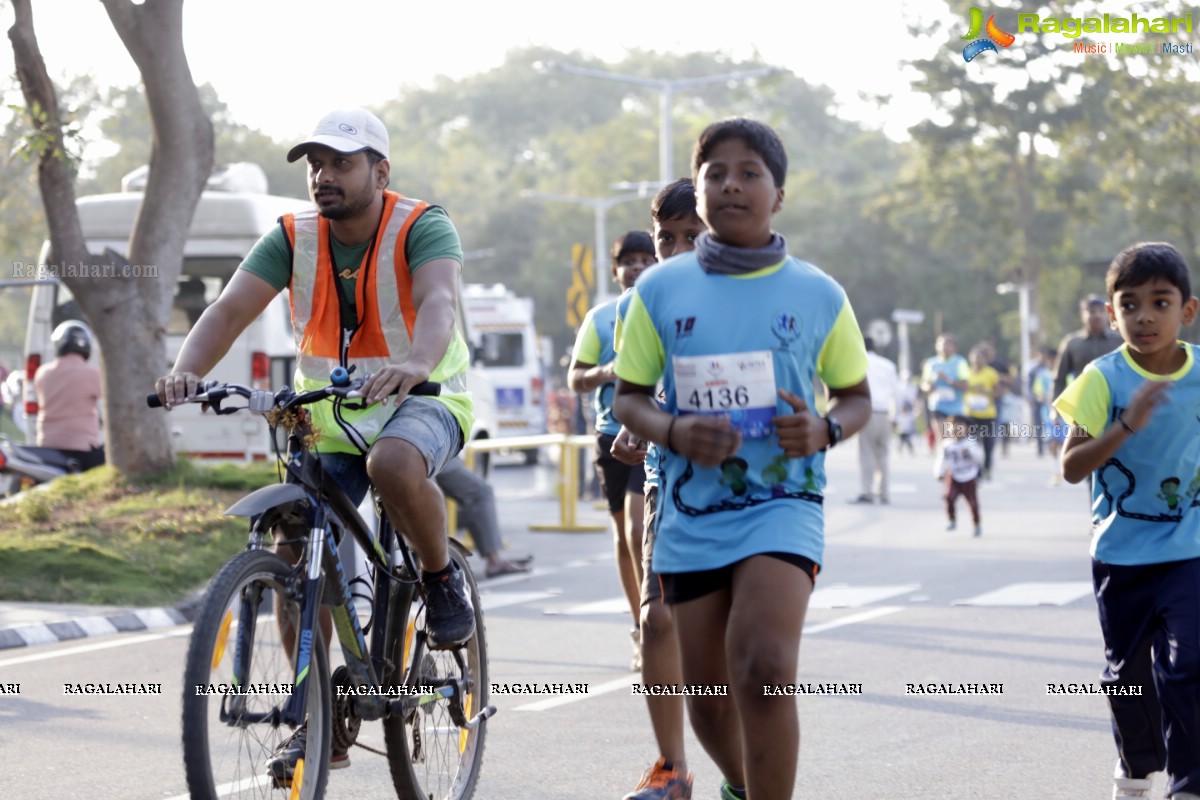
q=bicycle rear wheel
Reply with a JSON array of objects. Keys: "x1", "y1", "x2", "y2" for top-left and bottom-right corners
[
  {"x1": 181, "y1": 549, "x2": 331, "y2": 800},
  {"x1": 383, "y1": 546, "x2": 489, "y2": 799}
]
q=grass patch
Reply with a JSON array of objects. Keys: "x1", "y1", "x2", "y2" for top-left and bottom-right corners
[
  {"x1": 0, "y1": 461, "x2": 278, "y2": 606},
  {"x1": 0, "y1": 411, "x2": 22, "y2": 441}
]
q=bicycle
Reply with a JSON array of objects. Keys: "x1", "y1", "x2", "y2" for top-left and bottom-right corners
[{"x1": 150, "y1": 371, "x2": 493, "y2": 799}]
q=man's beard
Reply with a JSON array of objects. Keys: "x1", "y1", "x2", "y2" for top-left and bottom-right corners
[{"x1": 313, "y1": 182, "x2": 375, "y2": 220}]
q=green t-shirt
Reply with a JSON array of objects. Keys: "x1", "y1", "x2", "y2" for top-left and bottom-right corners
[{"x1": 240, "y1": 205, "x2": 463, "y2": 316}]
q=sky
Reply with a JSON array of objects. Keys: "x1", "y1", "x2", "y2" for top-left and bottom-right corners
[{"x1": 0, "y1": 0, "x2": 949, "y2": 148}]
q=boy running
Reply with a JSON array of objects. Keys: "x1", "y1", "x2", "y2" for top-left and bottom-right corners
[
  {"x1": 614, "y1": 118, "x2": 870, "y2": 800},
  {"x1": 1053, "y1": 242, "x2": 1200, "y2": 800},
  {"x1": 569, "y1": 230, "x2": 657, "y2": 670},
  {"x1": 614, "y1": 178, "x2": 710, "y2": 800}
]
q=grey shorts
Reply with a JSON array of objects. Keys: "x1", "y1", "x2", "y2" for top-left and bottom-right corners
[{"x1": 307, "y1": 396, "x2": 464, "y2": 507}]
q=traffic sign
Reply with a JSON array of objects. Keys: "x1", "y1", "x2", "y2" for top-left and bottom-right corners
[{"x1": 566, "y1": 243, "x2": 593, "y2": 327}]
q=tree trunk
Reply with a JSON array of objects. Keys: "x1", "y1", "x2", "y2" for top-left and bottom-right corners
[{"x1": 8, "y1": 0, "x2": 213, "y2": 478}]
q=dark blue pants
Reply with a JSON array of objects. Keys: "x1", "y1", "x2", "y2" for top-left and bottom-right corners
[{"x1": 1093, "y1": 557, "x2": 1200, "y2": 792}]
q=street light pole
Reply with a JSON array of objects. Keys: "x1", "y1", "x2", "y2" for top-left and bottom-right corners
[
  {"x1": 997, "y1": 282, "x2": 1032, "y2": 398},
  {"x1": 522, "y1": 189, "x2": 646, "y2": 306},
  {"x1": 544, "y1": 63, "x2": 778, "y2": 184}
]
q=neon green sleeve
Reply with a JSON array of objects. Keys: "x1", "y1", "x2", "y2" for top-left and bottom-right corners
[
  {"x1": 613, "y1": 291, "x2": 665, "y2": 387},
  {"x1": 816, "y1": 299, "x2": 869, "y2": 389},
  {"x1": 1052, "y1": 365, "x2": 1110, "y2": 437},
  {"x1": 956, "y1": 358, "x2": 970, "y2": 381},
  {"x1": 571, "y1": 310, "x2": 603, "y2": 365}
]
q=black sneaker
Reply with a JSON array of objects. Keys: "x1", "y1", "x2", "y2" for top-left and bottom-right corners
[
  {"x1": 422, "y1": 562, "x2": 476, "y2": 650},
  {"x1": 266, "y1": 724, "x2": 348, "y2": 786},
  {"x1": 267, "y1": 725, "x2": 305, "y2": 787}
]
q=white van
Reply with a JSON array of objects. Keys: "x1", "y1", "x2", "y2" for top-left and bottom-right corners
[
  {"x1": 460, "y1": 283, "x2": 546, "y2": 461},
  {"x1": 22, "y1": 164, "x2": 309, "y2": 459}
]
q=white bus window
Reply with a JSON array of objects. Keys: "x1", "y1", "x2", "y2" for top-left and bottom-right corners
[
  {"x1": 478, "y1": 332, "x2": 525, "y2": 368},
  {"x1": 168, "y1": 277, "x2": 219, "y2": 335}
]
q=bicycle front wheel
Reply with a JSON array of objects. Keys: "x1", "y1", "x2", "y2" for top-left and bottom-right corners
[
  {"x1": 181, "y1": 549, "x2": 332, "y2": 800},
  {"x1": 383, "y1": 546, "x2": 489, "y2": 800}
]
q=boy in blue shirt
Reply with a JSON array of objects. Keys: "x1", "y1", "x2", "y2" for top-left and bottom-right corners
[
  {"x1": 568, "y1": 230, "x2": 657, "y2": 670},
  {"x1": 614, "y1": 178, "x2": 709, "y2": 800},
  {"x1": 1053, "y1": 242, "x2": 1200, "y2": 800},
  {"x1": 614, "y1": 118, "x2": 870, "y2": 800}
]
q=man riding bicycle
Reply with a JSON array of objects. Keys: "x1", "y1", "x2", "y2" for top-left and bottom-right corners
[{"x1": 155, "y1": 108, "x2": 476, "y2": 777}]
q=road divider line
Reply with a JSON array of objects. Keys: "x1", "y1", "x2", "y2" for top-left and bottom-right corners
[{"x1": 0, "y1": 625, "x2": 191, "y2": 668}]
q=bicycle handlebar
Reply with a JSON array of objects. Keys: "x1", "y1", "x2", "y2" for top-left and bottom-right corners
[{"x1": 146, "y1": 376, "x2": 441, "y2": 410}]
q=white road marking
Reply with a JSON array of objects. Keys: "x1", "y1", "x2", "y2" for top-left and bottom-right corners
[
  {"x1": 545, "y1": 597, "x2": 631, "y2": 616},
  {"x1": 952, "y1": 581, "x2": 1093, "y2": 607},
  {"x1": 479, "y1": 591, "x2": 558, "y2": 611},
  {"x1": 513, "y1": 673, "x2": 635, "y2": 712},
  {"x1": 809, "y1": 584, "x2": 920, "y2": 609},
  {"x1": 803, "y1": 606, "x2": 904, "y2": 635}
]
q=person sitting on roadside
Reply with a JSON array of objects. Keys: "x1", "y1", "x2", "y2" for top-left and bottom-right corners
[{"x1": 437, "y1": 455, "x2": 532, "y2": 578}]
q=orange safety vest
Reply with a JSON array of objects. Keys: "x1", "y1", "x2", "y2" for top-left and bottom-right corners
[{"x1": 283, "y1": 190, "x2": 469, "y2": 452}]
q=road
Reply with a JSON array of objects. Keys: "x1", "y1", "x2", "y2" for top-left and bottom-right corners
[{"x1": 0, "y1": 439, "x2": 1148, "y2": 798}]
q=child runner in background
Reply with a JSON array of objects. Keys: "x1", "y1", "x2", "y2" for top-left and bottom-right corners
[
  {"x1": 933, "y1": 415, "x2": 984, "y2": 537},
  {"x1": 1054, "y1": 242, "x2": 1200, "y2": 800},
  {"x1": 612, "y1": 178, "x2": 710, "y2": 800},
  {"x1": 894, "y1": 382, "x2": 918, "y2": 455},
  {"x1": 568, "y1": 231, "x2": 657, "y2": 671},
  {"x1": 614, "y1": 118, "x2": 870, "y2": 800}
]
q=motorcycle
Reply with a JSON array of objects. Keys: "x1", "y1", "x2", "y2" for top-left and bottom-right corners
[{"x1": 0, "y1": 436, "x2": 90, "y2": 497}]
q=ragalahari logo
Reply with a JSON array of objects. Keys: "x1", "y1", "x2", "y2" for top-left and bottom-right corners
[{"x1": 961, "y1": 7, "x2": 1016, "y2": 62}]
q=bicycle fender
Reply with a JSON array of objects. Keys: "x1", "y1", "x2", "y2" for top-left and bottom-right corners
[
  {"x1": 449, "y1": 535, "x2": 474, "y2": 559},
  {"x1": 224, "y1": 483, "x2": 308, "y2": 517}
]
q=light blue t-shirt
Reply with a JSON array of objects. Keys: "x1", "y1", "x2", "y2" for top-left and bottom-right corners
[
  {"x1": 922, "y1": 354, "x2": 969, "y2": 416},
  {"x1": 1054, "y1": 343, "x2": 1200, "y2": 565},
  {"x1": 571, "y1": 298, "x2": 621, "y2": 436},
  {"x1": 615, "y1": 254, "x2": 867, "y2": 574}
]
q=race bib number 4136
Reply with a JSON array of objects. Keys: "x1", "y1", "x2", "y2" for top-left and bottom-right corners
[{"x1": 672, "y1": 351, "x2": 777, "y2": 438}]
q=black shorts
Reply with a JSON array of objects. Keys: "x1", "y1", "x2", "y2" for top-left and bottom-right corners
[
  {"x1": 661, "y1": 553, "x2": 819, "y2": 605},
  {"x1": 594, "y1": 433, "x2": 646, "y2": 514}
]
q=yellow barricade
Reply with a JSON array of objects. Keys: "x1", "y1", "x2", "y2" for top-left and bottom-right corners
[{"x1": 448, "y1": 433, "x2": 606, "y2": 533}]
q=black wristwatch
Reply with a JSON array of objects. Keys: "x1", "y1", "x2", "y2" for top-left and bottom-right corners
[{"x1": 822, "y1": 415, "x2": 843, "y2": 451}]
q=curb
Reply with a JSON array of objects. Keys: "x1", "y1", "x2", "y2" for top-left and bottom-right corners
[{"x1": 0, "y1": 593, "x2": 202, "y2": 651}]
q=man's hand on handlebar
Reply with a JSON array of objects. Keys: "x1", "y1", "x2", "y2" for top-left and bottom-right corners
[
  {"x1": 155, "y1": 372, "x2": 205, "y2": 410},
  {"x1": 361, "y1": 364, "x2": 429, "y2": 406}
]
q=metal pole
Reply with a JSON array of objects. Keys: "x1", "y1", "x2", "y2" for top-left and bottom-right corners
[
  {"x1": 660, "y1": 85, "x2": 674, "y2": 184},
  {"x1": 595, "y1": 203, "x2": 609, "y2": 305},
  {"x1": 544, "y1": 63, "x2": 777, "y2": 188},
  {"x1": 1018, "y1": 284, "x2": 1031, "y2": 399}
]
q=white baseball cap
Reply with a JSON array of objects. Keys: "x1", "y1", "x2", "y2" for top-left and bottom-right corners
[{"x1": 286, "y1": 107, "x2": 390, "y2": 163}]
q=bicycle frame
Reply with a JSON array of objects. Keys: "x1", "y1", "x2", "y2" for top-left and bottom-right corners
[{"x1": 223, "y1": 412, "x2": 481, "y2": 736}]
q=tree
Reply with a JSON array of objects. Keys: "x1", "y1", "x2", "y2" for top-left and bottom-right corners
[
  {"x1": 79, "y1": 82, "x2": 306, "y2": 199},
  {"x1": 7, "y1": 0, "x2": 213, "y2": 476}
]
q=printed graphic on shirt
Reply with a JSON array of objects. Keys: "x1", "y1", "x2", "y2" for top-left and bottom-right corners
[{"x1": 1095, "y1": 406, "x2": 1200, "y2": 523}]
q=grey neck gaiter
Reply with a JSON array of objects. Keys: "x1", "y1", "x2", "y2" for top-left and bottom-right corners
[{"x1": 694, "y1": 230, "x2": 788, "y2": 275}]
